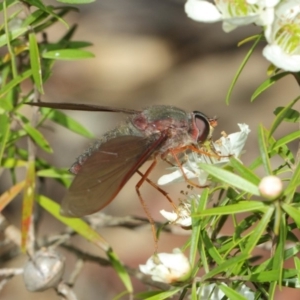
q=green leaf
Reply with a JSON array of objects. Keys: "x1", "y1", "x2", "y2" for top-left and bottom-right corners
[
  {"x1": 199, "y1": 163, "x2": 260, "y2": 195},
  {"x1": 230, "y1": 157, "x2": 260, "y2": 185},
  {"x1": 136, "y1": 288, "x2": 181, "y2": 300},
  {"x1": 281, "y1": 203, "x2": 300, "y2": 228},
  {"x1": 1, "y1": 158, "x2": 27, "y2": 168},
  {"x1": 0, "y1": 0, "x2": 19, "y2": 11},
  {"x1": 21, "y1": 161, "x2": 36, "y2": 251},
  {"x1": 42, "y1": 49, "x2": 94, "y2": 60},
  {"x1": 243, "y1": 206, "x2": 274, "y2": 253},
  {"x1": 23, "y1": 123, "x2": 52, "y2": 153},
  {"x1": 257, "y1": 125, "x2": 272, "y2": 175},
  {"x1": 0, "y1": 113, "x2": 10, "y2": 165},
  {"x1": 272, "y1": 130, "x2": 300, "y2": 150},
  {"x1": 56, "y1": 0, "x2": 95, "y2": 3},
  {"x1": 29, "y1": 33, "x2": 44, "y2": 93},
  {"x1": 0, "y1": 180, "x2": 25, "y2": 211},
  {"x1": 251, "y1": 72, "x2": 290, "y2": 102},
  {"x1": 226, "y1": 34, "x2": 262, "y2": 104},
  {"x1": 107, "y1": 249, "x2": 133, "y2": 293},
  {"x1": 0, "y1": 27, "x2": 28, "y2": 47},
  {"x1": 294, "y1": 257, "x2": 300, "y2": 283},
  {"x1": 36, "y1": 195, "x2": 110, "y2": 251},
  {"x1": 201, "y1": 230, "x2": 224, "y2": 264},
  {"x1": 36, "y1": 168, "x2": 72, "y2": 179},
  {"x1": 284, "y1": 161, "x2": 300, "y2": 204},
  {"x1": 218, "y1": 284, "x2": 249, "y2": 300},
  {"x1": 194, "y1": 201, "x2": 267, "y2": 217},
  {"x1": 274, "y1": 107, "x2": 300, "y2": 123},
  {"x1": 273, "y1": 215, "x2": 286, "y2": 288},
  {"x1": 249, "y1": 270, "x2": 282, "y2": 282},
  {"x1": 202, "y1": 254, "x2": 249, "y2": 280},
  {"x1": 23, "y1": 0, "x2": 69, "y2": 28},
  {"x1": 190, "y1": 191, "x2": 208, "y2": 266},
  {"x1": 269, "y1": 96, "x2": 300, "y2": 138},
  {"x1": 0, "y1": 70, "x2": 32, "y2": 98},
  {"x1": 40, "y1": 107, "x2": 94, "y2": 138},
  {"x1": 23, "y1": 9, "x2": 48, "y2": 26}
]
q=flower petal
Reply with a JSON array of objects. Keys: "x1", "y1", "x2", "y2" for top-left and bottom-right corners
[
  {"x1": 263, "y1": 44, "x2": 300, "y2": 72},
  {"x1": 185, "y1": 0, "x2": 222, "y2": 23}
]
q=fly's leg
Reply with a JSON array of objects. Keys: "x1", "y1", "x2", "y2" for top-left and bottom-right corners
[
  {"x1": 171, "y1": 149, "x2": 208, "y2": 189},
  {"x1": 136, "y1": 170, "x2": 177, "y2": 210},
  {"x1": 135, "y1": 158, "x2": 159, "y2": 249},
  {"x1": 135, "y1": 157, "x2": 176, "y2": 250},
  {"x1": 162, "y1": 145, "x2": 215, "y2": 189}
]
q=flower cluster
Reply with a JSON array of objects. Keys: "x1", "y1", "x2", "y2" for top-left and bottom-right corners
[
  {"x1": 185, "y1": 0, "x2": 300, "y2": 72},
  {"x1": 157, "y1": 123, "x2": 250, "y2": 226},
  {"x1": 139, "y1": 124, "x2": 251, "y2": 294}
]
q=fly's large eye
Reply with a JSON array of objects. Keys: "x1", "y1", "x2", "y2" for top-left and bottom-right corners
[{"x1": 193, "y1": 111, "x2": 210, "y2": 143}]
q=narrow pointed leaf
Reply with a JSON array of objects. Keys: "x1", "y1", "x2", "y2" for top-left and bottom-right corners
[
  {"x1": 107, "y1": 249, "x2": 133, "y2": 293},
  {"x1": 29, "y1": 33, "x2": 44, "y2": 93},
  {"x1": 0, "y1": 70, "x2": 32, "y2": 97},
  {"x1": 194, "y1": 201, "x2": 267, "y2": 217},
  {"x1": 0, "y1": 180, "x2": 25, "y2": 211},
  {"x1": 199, "y1": 163, "x2": 260, "y2": 195},
  {"x1": 274, "y1": 107, "x2": 300, "y2": 123},
  {"x1": 251, "y1": 72, "x2": 289, "y2": 101},
  {"x1": 230, "y1": 157, "x2": 260, "y2": 185},
  {"x1": 23, "y1": 123, "x2": 52, "y2": 153},
  {"x1": 218, "y1": 284, "x2": 249, "y2": 300},
  {"x1": 226, "y1": 34, "x2": 262, "y2": 104},
  {"x1": 272, "y1": 130, "x2": 300, "y2": 150},
  {"x1": 36, "y1": 168, "x2": 72, "y2": 179},
  {"x1": 257, "y1": 125, "x2": 272, "y2": 175},
  {"x1": 137, "y1": 288, "x2": 182, "y2": 300},
  {"x1": 201, "y1": 254, "x2": 249, "y2": 280},
  {"x1": 281, "y1": 203, "x2": 300, "y2": 227},
  {"x1": 40, "y1": 107, "x2": 94, "y2": 138},
  {"x1": 284, "y1": 161, "x2": 300, "y2": 204},
  {"x1": 21, "y1": 161, "x2": 36, "y2": 252},
  {"x1": 190, "y1": 190, "x2": 208, "y2": 266},
  {"x1": 269, "y1": 96, "x2": 300, "y2": 138},
  {"x1": 23, "y1": 0, "x2": 69, "y2": 28},
  {"x1": 0, "y1": 113, "x2": 10, "y2": 165},
  {"x1": 243, "y1": 206, "x2": 274, "y2": 254},
  {"x1": 42, "y1": 49, "x2": 94, "y2": 60},
  {"x1": 0, "y1": 27, "x2": 28, "y2": 47}
]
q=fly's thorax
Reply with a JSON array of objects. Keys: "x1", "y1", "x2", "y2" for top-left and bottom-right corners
[
  {"x1": 132, "y1": 105, "x2": 191, "y2": 134},
  {"x1": 69, "y1": 121, "x2": 144, "y2": 174}
]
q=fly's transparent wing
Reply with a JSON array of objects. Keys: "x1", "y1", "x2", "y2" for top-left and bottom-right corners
[{"x1": 61, "y1": 134, "x2": 166, "y2": 217}]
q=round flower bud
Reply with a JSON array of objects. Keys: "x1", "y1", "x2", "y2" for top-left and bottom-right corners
[
  {"x1": 23, "y1": 248, "x2": 65, "y2": 292},
  {"x1": 258, "y1": 175, "x2": 283, "y2": 200}
]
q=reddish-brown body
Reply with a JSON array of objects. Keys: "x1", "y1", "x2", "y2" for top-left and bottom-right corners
[{"x1": 27, "y1": 102, "x2": 212, "y2": 217}]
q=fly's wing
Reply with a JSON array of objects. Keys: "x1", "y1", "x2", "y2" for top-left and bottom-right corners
[
  {"x1": 26, "y1": 102, "x2": 139, "y2": 114},
  {"x1": 61, "y1": 134, "x2": 167, "y2": 217}
]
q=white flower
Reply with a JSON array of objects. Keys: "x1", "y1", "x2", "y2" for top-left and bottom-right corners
[
  {"x1": 263, "y1": 0, "x2": 300, "y2": 71},
  {"x1": 185, "y1": 0, "x2": 279, "y2": 32},
  {"x1": 197, "y1": 283, "x2": 255, "y2": 300},
  {"x1": 139, "y1": 249, "x2": 191, "y2": 284},
  {"x1": 160, "y1": 200, "x2": 193, "y2": 227},
  {"x1": 158, "y1": 124, "x2": 250, "y2": 186}
]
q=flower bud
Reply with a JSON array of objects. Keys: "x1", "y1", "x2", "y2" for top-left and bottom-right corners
[
  {"x1": 258, "y1": 175, "x2": 283, "y2": 200},
  {"x1": 23, "y1": 248, "x2": 65, "y2": 292}
]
